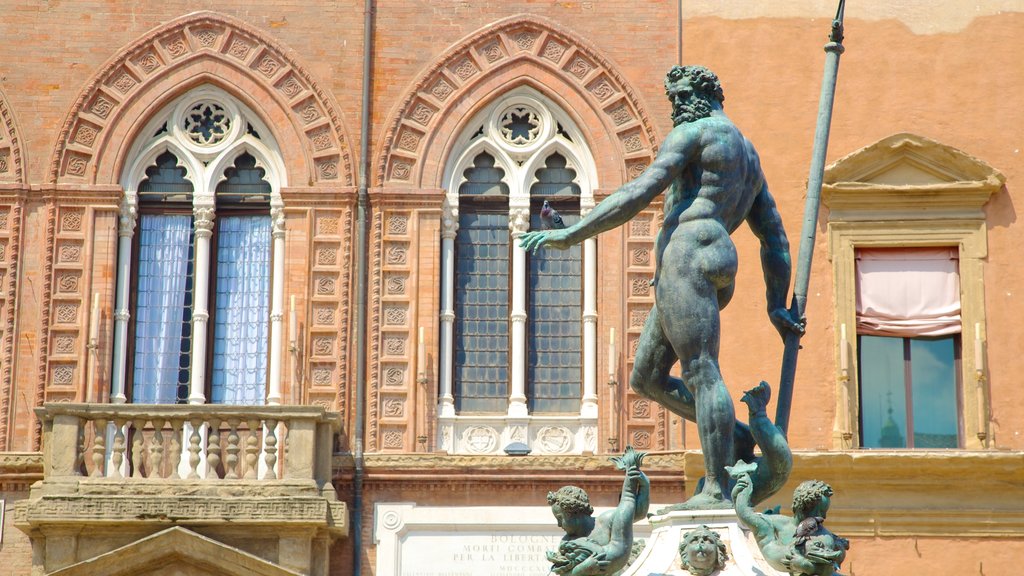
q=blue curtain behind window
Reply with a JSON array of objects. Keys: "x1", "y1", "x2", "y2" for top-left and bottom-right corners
[
  {"x1": 210, "y1": 215, "x2": 271, "y2": 405},
  {"x1": 133, "y1": 214, "x2": 193, "y2": 403}
]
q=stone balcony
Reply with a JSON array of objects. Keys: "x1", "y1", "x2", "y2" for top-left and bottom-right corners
[{"x1": 15, "y1": 403, "x2": 346, "y2": 576}]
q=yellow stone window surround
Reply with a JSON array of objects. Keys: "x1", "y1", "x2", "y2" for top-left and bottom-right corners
[{"x1": 822, "y1": 133, "x2": 1004, "y2": 450}]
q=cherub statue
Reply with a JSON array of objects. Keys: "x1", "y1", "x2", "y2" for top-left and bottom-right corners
[
  {"x1": 678, "y1": 525, "x2": 728, "y2": 576},
  {"x1": 728, "y1": 468, "x2": 849, "y2": 576},
  {"x1": 547, "y1": 447, "x2": 650, "y2": 575}
]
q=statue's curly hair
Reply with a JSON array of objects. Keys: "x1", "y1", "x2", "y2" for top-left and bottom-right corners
[
  {"x1": 678, "y1": 525, "x2": 728, "y2": 573},
  {"x1": 792, "y1": 480, "x2": 833, "y2": 517},
  {"x1": 547, "y1": 485, "x2": 594, "y2": 516},
  {"x1": 664, "y1": 65, "x2": 725, "y2": 105}
]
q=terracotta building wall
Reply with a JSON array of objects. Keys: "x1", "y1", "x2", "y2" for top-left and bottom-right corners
[{"x1": 0, "y1": 2, "x2": 1022, "y2": 575}]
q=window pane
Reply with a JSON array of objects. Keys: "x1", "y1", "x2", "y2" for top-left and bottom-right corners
[
  {"x1": 454, "y1": 212, "x2": 509, "y2": 412},
  {"x1": 458, "y1": 152, "x2": 509, "y2": 197},
  {"x1": 138, "y1": 151, "x2": 193, "y2": 204},
  {"x1": 528, "y1": 212, "x2": 581, "y2": 413},
  {"x1": 910, "y1": 337, "x2": 960, "y2": 448},
  {"x1": 215, "y1": 152, "x2": 272, "y2": 205},
  {"x1": 858, "y1": 335, "x2": 907, "y2": 448},
  {"x1": 529, "y1": 152, "x2": 580, "y2": 197},
  {"x1": 133, "y1": 214, "x2": 193, "y2": 404},
  {"x1": 211, "y1": 215, "x2": 271, "y2": 405}
]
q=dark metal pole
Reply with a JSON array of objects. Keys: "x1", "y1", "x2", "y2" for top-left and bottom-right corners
[
  {"x1": 352, "y1": 1, "x2": 374, "y2": 575},
  {"x1": 775, "y1": 0, "x2": 846, "y2": 435}
]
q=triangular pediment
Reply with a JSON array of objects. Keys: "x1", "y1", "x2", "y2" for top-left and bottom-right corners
[
  {"x1": 822, "y1": 133, "x2": 1004, "y2": 219},
  {"x1": 50, "y1": 527, "x2": 302, "y2": 576},
  {"x1": 825, "y1": 133, "x2": 1004, "y2": 186}
]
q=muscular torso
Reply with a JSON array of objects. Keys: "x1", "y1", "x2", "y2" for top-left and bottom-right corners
[{"x1": 654, "y1": 116, "x2": 764, "y2": 291}]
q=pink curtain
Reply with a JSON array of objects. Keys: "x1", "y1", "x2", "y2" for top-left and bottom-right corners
[{"x1": 855, "y1": 247, "x2": 961, "y2": 336}]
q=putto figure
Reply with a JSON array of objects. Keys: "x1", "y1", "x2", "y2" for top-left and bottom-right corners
[
  {"x1": 729, "y1": 470, "x2": 850, "y2": 576},
  {"x1": 521, "y1": 65, "x2": 802, "y2": 509},
  {"x1": 546, "y1": 447, "x2": 650, "y2": 575},
  {"x1": 678, "y1": 525, "x2": 729, "y2": 576}
]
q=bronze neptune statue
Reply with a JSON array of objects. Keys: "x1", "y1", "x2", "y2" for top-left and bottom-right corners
[{"x1": 522, "y1": 65, "x2": 802, "y2": 509}]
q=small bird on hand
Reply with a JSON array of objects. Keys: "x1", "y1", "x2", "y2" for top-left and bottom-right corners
[{"x1": 540, "y1": 200, "x2": 565, "y2": 230}]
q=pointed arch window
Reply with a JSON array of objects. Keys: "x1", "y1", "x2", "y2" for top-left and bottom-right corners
[
  {"x1": 114, "y1": 85, "x2": 288, "y2": 406},
  {"x1": 454, "y1": 152, "x2": 511, "y2": 412},
  {"x1": 528, "y1": 152, "x2": 582, "y2": 413},
  {"x1": 438, "y1": 89, "x2": 599, "y2": 454}
]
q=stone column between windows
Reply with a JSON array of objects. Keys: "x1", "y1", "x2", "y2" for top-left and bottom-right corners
[
  {"x1": 110, "y1": 198, "x2": 138, "y2": 404},
  {"x1": 267, "y1": 204, "x2": 286, "y2": 405},
  {"x1": 581, "y1": 234, "x2": 598, "y2": 419},
  {"x1": 437, "y1": 199, "x2": 457, "y2": 419},
  {"x1": 508, "y1": 206, "x2": 530, "y2": 418},
  {"x1": 189, "y1": 203, "x2": 215, "y2": 404}
]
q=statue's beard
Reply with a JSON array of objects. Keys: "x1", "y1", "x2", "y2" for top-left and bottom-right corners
[{"x1": 671, "y1": 97, "x2": 713, "y2": 125}]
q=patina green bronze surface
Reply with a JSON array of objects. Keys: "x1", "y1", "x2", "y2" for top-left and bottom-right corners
[
  {"x1": 546, "y1": 447, "x2": 650, "y2": 575},
  {"x1": 678, "y1": 525, "x2": 728, "y2": 576},
  {"x1": 729, "y1": 469, "x2": 849, "y2": 576},
  {"x1": 738, "y1": 381, "x2": 793, "y2": 506},
  {"x1": 521, "y1": 65, "x2": 802, "y2": 509}
]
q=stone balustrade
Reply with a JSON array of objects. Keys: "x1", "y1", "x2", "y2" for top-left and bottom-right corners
[
  {"x1": 37, "y1": 403, "x2": 340, "y2": 483},
  {"x1": 20, "y1": 403, "x2": 347, "y2": 574}
]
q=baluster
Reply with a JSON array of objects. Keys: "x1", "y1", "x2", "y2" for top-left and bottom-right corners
[
  {"x1": 264, "y1": 419, "x2": 278, "y2": 480},
  {"x1": 168, "y1": 418, "x2": 184, "y2": 480},
  {"x1": 130, "y1": 419, "x2": 145, "y2": 478},
  {"x1": 244, "y1": 418, "x2": 259, "y2": 479},
  {"x1": 76, "y1": 423, "x2": 86, "y2": 476},
  {"x1": 150, "y1": 418, "x2": 165, "y2": 478},
  {"x1": 91, "y1": 419, "x2": 107, "y2": 477},
  {"x1": 111, "y1": 419, "x2": 127, "y2": 479},
  {"x1": 224, "y1": 419, "x2": 240, "y2": 480},
  {"x1": 207, "y1": 418, "x2": 221, "y2": 479},
  {"x1": 187, "y1": 418, "x2": 202, "y2": 479}
]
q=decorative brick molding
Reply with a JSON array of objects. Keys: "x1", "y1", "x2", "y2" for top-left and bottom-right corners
[
  {"x1": 0, "y1": 86, "x2": 26, "y2": 183},
  {"x1": 0, "y1": 198, "x2": 23, "y2": 451},
  {"x1": 376, "y1": 14, "x2": 659, "y2": 188},
  {"x1": 48, "y1": 11, "x2": 354, "y2": 186}
]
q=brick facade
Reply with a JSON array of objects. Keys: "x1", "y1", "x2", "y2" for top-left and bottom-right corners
[{"x1": 1, "y1": 3, "x2": 1023, "y2": 574}]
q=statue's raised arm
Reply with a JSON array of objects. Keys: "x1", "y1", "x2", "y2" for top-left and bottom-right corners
[{"x1": 519, "y1": 119, "x2": 700, "y2": 255}]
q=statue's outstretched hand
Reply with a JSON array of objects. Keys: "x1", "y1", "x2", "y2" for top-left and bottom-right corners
[
  {"x1": 520, "y1": 229, "x2": 573, "y2": 253},
  {"x1": 768, "y1": 306, "x2": 805, "y2": 341}
]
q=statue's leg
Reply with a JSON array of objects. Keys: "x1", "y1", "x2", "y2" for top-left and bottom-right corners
[
  {"x1": 630, "y1": 305, "x2": 756, "y2": 464},
  {"x1": 629, "y1": 305, "x2": 689, "y2": 417},
  {"x1": 656, "y1": 223, "x2": 737, "y2": 505}
]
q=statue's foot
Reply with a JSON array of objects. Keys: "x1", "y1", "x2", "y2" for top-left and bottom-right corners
[
  {"x1": 741, "y1": 381, "x2": 772, "y2": 415},
  {"x1": 655, "y1": 492, "x2": 733, "y2": 514}
]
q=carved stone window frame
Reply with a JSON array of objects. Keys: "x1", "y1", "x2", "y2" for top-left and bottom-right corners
[
  {"x1": 113, "y1": 84, "x2": 289, "y2": 406},
  {"x1": 437, "y1": 87, "x2": 600, "y2": 455},
  {"x1": 823, "y1": 133, "x2": 1003, "y2": 450}
]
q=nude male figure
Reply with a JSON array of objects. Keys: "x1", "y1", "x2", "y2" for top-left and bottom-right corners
[{"x1": 520, "y1": 65, "x2": 802, "y2": 508}]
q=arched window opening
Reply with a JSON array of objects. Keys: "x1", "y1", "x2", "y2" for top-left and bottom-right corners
[
  {"x1": 438, "y1": 88, "x2": 599, "y2": 454},
  {"x1": 454, "y1": 152, "x2": 511, "y2": 413},
  {"x1": 131, "y1": 151, "x2": 195, "y2": 404},
  {"x1": 113, "y1": 85, "x2": 286, "y2": 406}
]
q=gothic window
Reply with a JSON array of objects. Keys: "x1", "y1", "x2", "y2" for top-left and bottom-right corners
[
  {"x1": 114, "y1": 85, "x2": 287, "y2": 406},
  {"x1": 438, "y1": 88, "x2": 599, "y2": 453}
]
